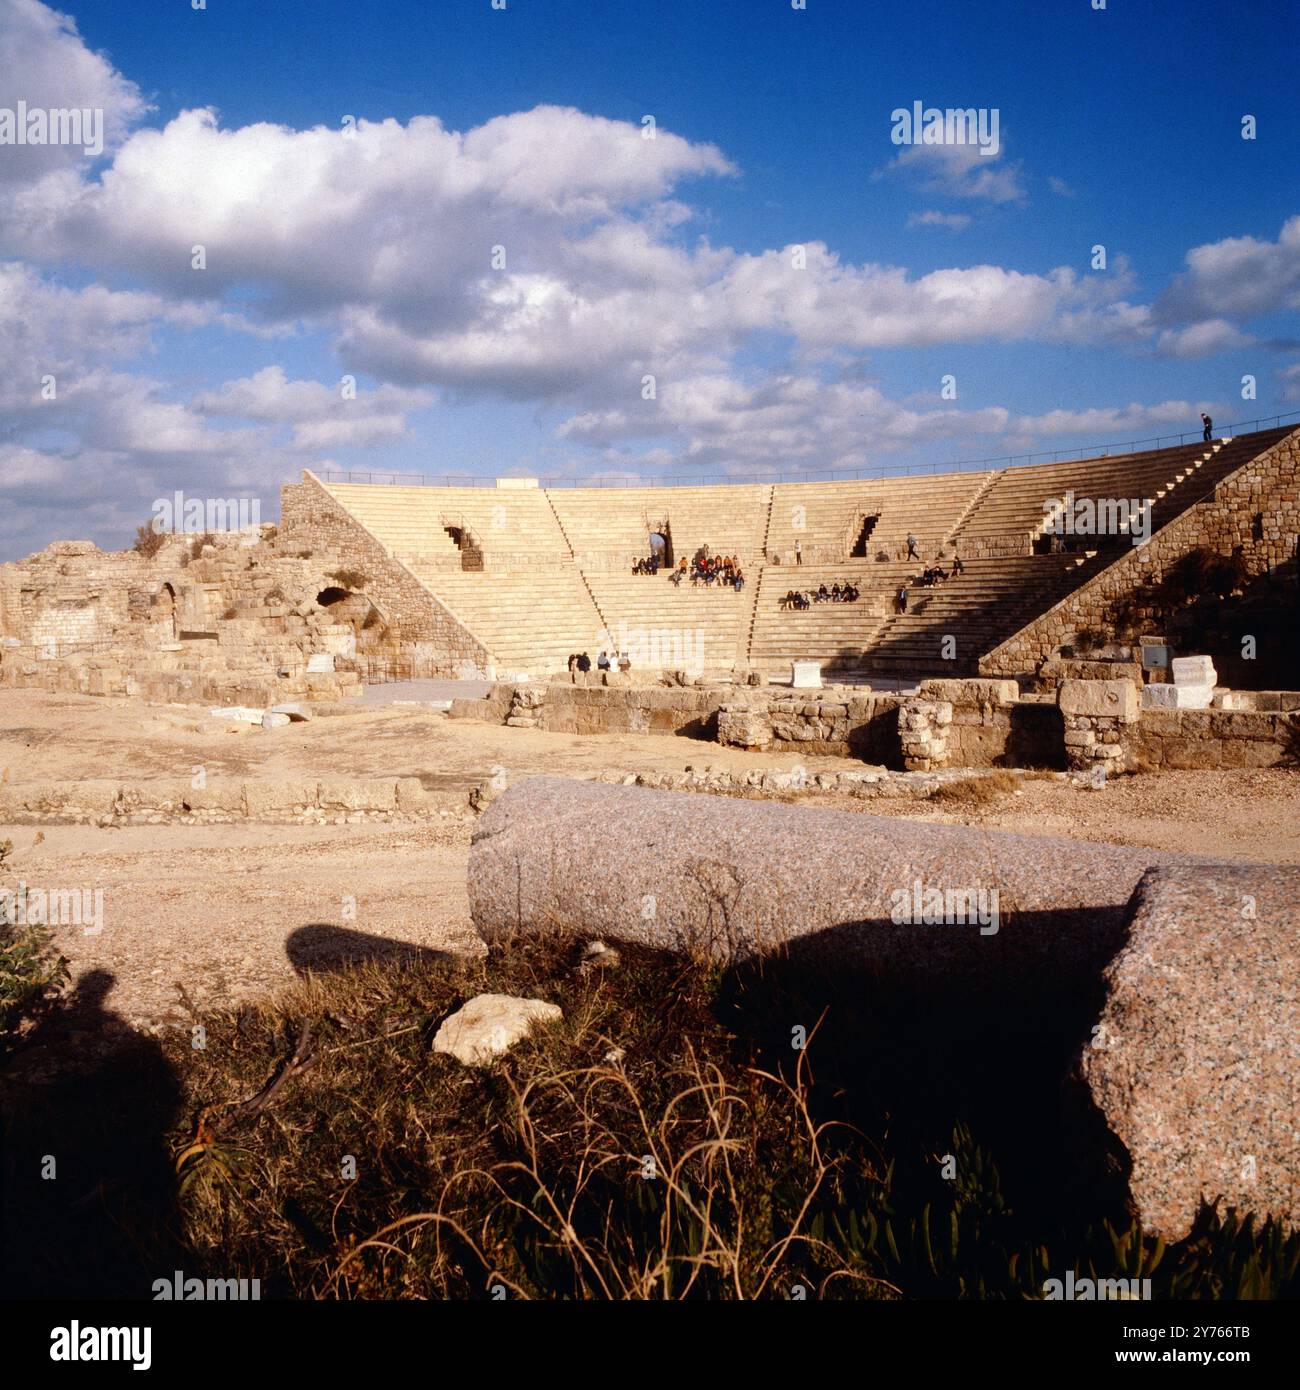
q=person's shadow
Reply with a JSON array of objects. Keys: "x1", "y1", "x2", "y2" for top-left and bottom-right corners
[{"x1": 0, "y1": 969, "x2": 187, "y2": 1297}]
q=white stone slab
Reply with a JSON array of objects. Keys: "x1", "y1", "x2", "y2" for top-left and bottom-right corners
[
  {"x1": 791, "y1": 659, "x2": 823, "y2": 690},
  {"x1": 1171, "y1": 655, "x2": 1216, "y2": 687},
  {"x1": 209, "y1": 706, "x2": 264, "y2": 723},
  {"x1": 1142, "y1": 683, "x2": 1214, "y2": 710},
  {"x1": 306, "y1": 652, "x2": 334, "y2": 673}
]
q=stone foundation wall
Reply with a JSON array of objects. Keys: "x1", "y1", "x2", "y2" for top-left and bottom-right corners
[
  {"x1": 0, "y1": 776, "x2": 465, "y2": 826},
  {"x1": 982, "y1": 428, "x2": 1300, "y2": 677},
  {"x1": 280, "y1": 471, "x2": 491, "y2": 676},
  {"x1": 450, "y1": 679, "x2": 728, "y2": 738},
  {"x1": 1128, "y1": 708, "x2": 1297, "y2": 769}
]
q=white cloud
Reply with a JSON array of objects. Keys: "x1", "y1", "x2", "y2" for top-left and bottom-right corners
[
  {"x1": 879, "y1": 141, "x2": 1026, "y2": 205},
  {"x1": 0, "y1": 0, "x2": 148, "y2": 188},
  {"x1": 906, "y1": 210, "x2": 972, "y2": 231},
  {"x1": 1159, "y1": 216, "x2": 1300, "y2": 323},
  {"x1": 1155, "y1": 319, "x2": 1254, "y2": 359},
  {"x1": 195, "y1": 365, "x2": 433, "y2": 449}
]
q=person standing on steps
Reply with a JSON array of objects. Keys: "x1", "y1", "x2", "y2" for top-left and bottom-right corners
[
  {"x1": 794, "y1": 539, "x2": 802, "y2": 565},
  {"x1": 906, "y1": 532, "x2": 919, "y2": 560},
  {"x1": 1202, "y1": 412, "x2": 1214, "y2": 443}
]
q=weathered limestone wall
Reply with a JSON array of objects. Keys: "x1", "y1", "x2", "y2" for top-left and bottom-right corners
[
  {"x1": 981, "y1": 428, "x2": 1300, "y2": 677},
  {"x1": 280, "y1": 472, "x2": 491, "y2": 677},
  {"x1": 0, "y1": 531, "x2": 391, "y2": 704},
  {"x1": 1128, "y1": 707, "x2": 1297, "y2": 769},
  {"x1": 449, "y1": 679, "x2": 728, "y2": 738}
]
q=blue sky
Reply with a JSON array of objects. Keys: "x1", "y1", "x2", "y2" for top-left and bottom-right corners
[{"x1": 1, "y1": 0, "x2": 1298, "y2": 557}]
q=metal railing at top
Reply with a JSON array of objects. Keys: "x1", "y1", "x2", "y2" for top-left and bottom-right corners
[{"x1": 317, "y1": 408, "x2": 1300, "y2": 491}]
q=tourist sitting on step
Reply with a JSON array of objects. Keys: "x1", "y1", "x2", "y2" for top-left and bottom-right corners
[
  {"x1": 597, "y1": 650, "x2": 611, "y2": 671},
  {"x1": 843, "y1": 583, "x2": 860, "y2": 602},
  {"x1": 733, "y1": 567, "x2": 745, "y2": 592},
  {"x1": 951, "y1": 553, "x2": 965, "y2": 576},
  {"x1": 670, "y1": 567, "x2": 684, "y2": 587}
]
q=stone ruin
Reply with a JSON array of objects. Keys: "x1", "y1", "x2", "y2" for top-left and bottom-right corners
[
  {"x1": 469, "y1": 776, "x2": 1300, "y2": 1242},
  {"x1": 0, "y1": 529, "x2": 414, "y2": 708}
]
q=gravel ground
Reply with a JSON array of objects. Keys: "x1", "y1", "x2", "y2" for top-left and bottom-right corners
[{"x1": 2, "y1": 690, "x2": 1296, "y2": 1035}]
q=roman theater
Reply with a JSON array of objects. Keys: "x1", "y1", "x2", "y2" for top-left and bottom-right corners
[{"x1": 2, "y1": 419, "x2": 1298, "y2": 1292}]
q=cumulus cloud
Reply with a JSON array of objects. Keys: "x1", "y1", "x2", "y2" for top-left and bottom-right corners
[
  {"x1": 878, "y1": 141, "x2": 1026, "y2": 205},
  {"x1": 195, "y1": 365, "x2": 433, "y2": 449},
  {"x1": 1158, "y1": 216, "x2": 1300, "y2": 324},
  {"x1": 1155, "y1": 319, "x2": 1255, "y2": 359},
  {"x1": 0, "y1": 0, "x2": 148, "y2": 188}
]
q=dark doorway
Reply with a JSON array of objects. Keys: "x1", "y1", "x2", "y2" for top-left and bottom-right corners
[{"x1": 850, "y1": 514, "x2": 880, "y2": 558}]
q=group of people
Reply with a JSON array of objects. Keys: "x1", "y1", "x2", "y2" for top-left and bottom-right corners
[
  {"x1": 781, "y1": 580, "x2": 861, "y2": 610},
  {"x1": 567, "y1": 650, "x2": 630, "y2": 675},
  {"x1": 895, "y1": 551, "x2": 964, "y2": 612},
  {"x1": 631, "y1": 553, "x2": 663, "y2": 575},
  {"x1": 670, "y1": 548, "x2": 745, "y2": 591}
]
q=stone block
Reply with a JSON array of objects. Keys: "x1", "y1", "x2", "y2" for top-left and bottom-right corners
[
  {"x1": 1143, "y1": 682, "x2": 1213, "y2": 711},
  {"x1": 469, "y1": 777, "x2": 1183, "y2": 975},
  {"x1": 791, "y1": 660, "x2": 823, "y2": 689},
  {"x1": 1171, "y1": 655, "x2": 1217, "y2": 688},
  {"x1": 1058, "y1": 679, "x2": 1139, "y2": 722},
  {"x1": 1081, "y1": 864, "x2": 1300, "y2": 1239}
]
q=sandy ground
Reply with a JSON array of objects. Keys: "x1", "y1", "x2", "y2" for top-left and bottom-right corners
[{"x1": 2, "y1": 689, "x2": 1297, "y2": 1032}]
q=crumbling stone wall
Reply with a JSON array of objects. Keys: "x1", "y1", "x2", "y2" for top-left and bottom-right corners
[
  {"x1": 280, "y1": 472, "x2": 491, "y2": 677},
  {"x1": 982, "y1": 428, "x2": 1300, "y2": 678}
]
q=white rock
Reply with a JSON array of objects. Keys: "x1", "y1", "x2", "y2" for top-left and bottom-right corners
[
  {"x1": 306, "y1": 653, "x2": 334, "y2": 673},
  {"x1": 432, "y1": 993, "x2": 563, "y2": 1066},
  {"x1": 261, "y1": 711, "x2": 291, "y2": 729},
  {"x1": 209, "y1": 705, "x2": 264, "y2": 724},
  {"x1": 1142, "y1": 683, "x2": 1213, "y2": 710},
  {"x1": 791, "y1": 659, "x2": 823, "y2": 689},
  {"x1": 1171, "y1": 655, "x2": 1217, "y2": 688}
]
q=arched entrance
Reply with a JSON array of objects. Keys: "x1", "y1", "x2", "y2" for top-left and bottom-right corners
[
  {"x1": 155, "y1": 582, "x2": 177, "y2": 640},
  {"x1": 649, "y1": 527, "x2": 673, "y2": 568}
]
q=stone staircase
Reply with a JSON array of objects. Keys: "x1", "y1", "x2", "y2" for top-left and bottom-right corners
[{"x1": 860, "y1": 554, "x2": 1103, "y2": 676}]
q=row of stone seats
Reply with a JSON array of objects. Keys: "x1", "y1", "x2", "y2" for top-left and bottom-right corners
[
  {"x1": 582, "y1": 569, "x2": 755, "y2": 670},
  {"x1": 765, "y1": 473, "x2": 991, "y2": 565},
  {"x1": 324, "y1": 483, "x2": 572, "y2": 568},
  {"x1": 948, "y1": 430, "x2": 1293, "y2": 553},
  {"x1": 547, "y1": 485, "x2": 770, "y2": 571},
  {"x1": 402, "y1": 560, "x2": 604, "y2": 674},
  {"x1": 861, "y1": 554, "x2": 1101, "y2": 676}
]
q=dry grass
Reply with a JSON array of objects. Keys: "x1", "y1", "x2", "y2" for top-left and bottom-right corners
[
  {"x1": 4, "y1": 930, "x2": 1298, "y2": 1299},
  {"x1": 930, "y1": 771, "x2": 1023, "y2": 808}
]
